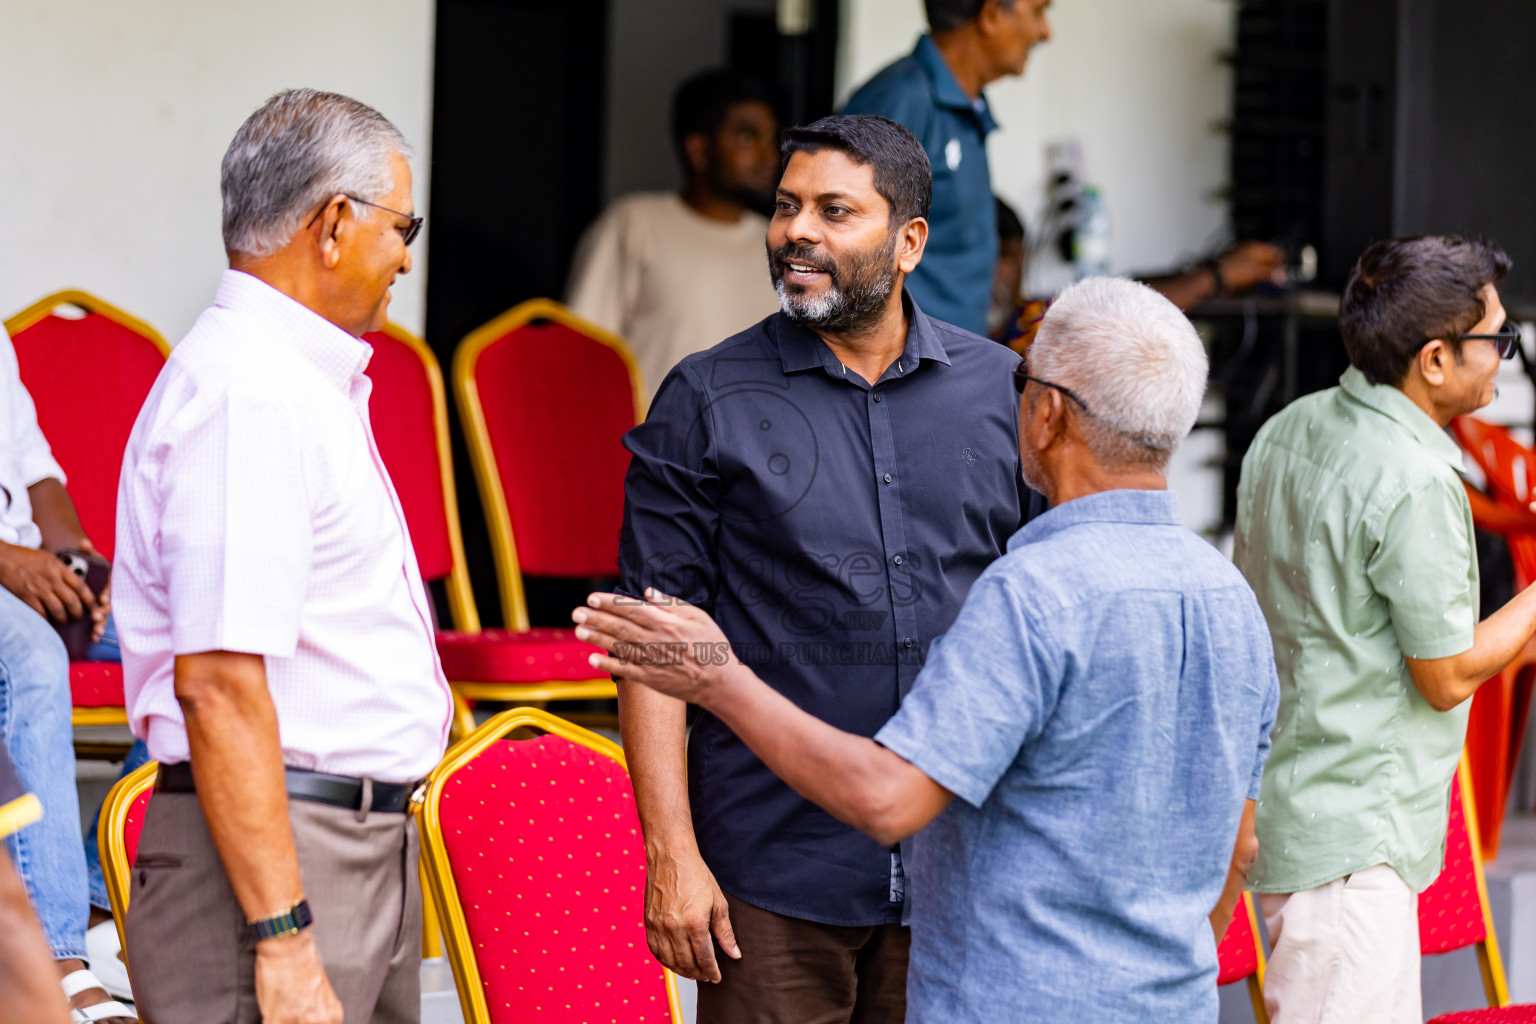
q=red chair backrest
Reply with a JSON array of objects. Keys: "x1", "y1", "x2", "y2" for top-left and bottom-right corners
[
  {"x1": 1452, "y1": 417, "x2": 1536, "y2": 508},
  {"x1": 466, "y1": 314, "x2": 637, "y2": 578},
  {"x1": 436, "y1": 732, "x2": 670, "y2": 1023},
  {"x1": 10, "y1": 300, "x2": 167, "y2": 560},
  {"x1": 123, "y1": 787, "x2": 152, "y2": 867},
  {"x1": 1217, "y1": 890, "x2": 1262, "y2": 985},
  {"x1": 362, "y1": 327, "x2": 456, "y2": 584},
  {"x1": 1418, "y1": 767, "x2": 1487, "y2": 955}
]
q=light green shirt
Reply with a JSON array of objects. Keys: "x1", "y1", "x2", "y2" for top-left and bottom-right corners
[{"x1": 1233, "y1": 366, "x2": 1475, "y2": 893}]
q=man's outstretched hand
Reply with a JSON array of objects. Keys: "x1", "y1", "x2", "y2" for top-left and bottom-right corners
[
  {"x1": 573, "y1": 590, "x2": 741, "y2": 706},
  {"x1": 0, "y1": 541, "x2": 94, "y2": 623}
]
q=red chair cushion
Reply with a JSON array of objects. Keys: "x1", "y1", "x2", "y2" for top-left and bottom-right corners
[
  {"x1": 436, "y1": 629, "x2": 605, "y2": 684},
  {"x1": 1429, "y1": 1007, "x2": 1536, "y2": 1023},
  {"x1": 362, "y1": 330, "x2": 455, "y2": 583},
  {"x1": 471, "y1": 318, "x2": 634, "y2": 578},
  {"x1": 1420, "y1": 769, "x2": 1487, "y2": 955},
  {"x1": 1216, "y1": 893, "x2": 1260, "y2": 985},
  {"x1": 71, "y1": 662, "x2": 124, "y2": 708},
  {"x1": 13, "y1": 310, "x2": 166, "y2": 560},
  {"x1": 124, "y1": 788, "x2": 152, "y2": 867},
  {"x1": 437, "y1": 733, "x2": 670, "y2": 1022}
]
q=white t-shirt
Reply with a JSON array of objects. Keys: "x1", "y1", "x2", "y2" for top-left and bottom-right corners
[
  {"x1": 0, "y1": 327, "x2": 66, "y2": 550},
  {"x1": 566, "y1": 193, "x2": 781, "y2": 408}
]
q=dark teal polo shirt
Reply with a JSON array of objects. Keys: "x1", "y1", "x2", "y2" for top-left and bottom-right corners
[{"x1": 842, "y1": 35, "x2": 999, "y2": 336}]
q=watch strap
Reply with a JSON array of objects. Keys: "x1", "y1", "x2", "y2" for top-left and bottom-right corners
[{"x1": 248, "y1": 898, "x2": 314, "y2": 942}]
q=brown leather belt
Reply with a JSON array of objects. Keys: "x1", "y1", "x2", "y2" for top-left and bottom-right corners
[{"x1": 155, "y1": 761, "x2": 421, "y2": 814}]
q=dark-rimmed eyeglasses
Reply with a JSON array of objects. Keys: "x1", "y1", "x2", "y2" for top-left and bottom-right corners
[
  {"x1": 1012, "y1": 358, "x2": 1092, "y2": 413},
  {"x1": 306, "y1": 193, "x2": 423, "y2": 246},
  {"x1": 1456, "y1": 317, "x2": 1522, "y2": 360}
]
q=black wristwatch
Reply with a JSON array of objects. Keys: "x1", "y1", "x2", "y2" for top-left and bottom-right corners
[{"x1": 248, "y1": 898, "x2": 314, "y2": 942}]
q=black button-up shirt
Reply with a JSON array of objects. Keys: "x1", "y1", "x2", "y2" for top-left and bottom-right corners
[{"x1": 619, "y1": 296, "x2": 1037, "y2": 925}]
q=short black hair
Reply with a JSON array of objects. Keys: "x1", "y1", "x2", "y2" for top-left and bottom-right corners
[
  {"x1": 996, "y1": 195, "x2": 1025, "y2": 244},
  {"x1": 1339, "y1": 236, "x2": 1512, "y2": 385},
  {"x1": 926, "y1": 0, "x2": 1013, "y2": 35},
  {"x1": 780, "y1": 114, "x2": 932, "y2": 225},
  {"x1": 670, "y1": 69, "x2": 774, "y2": 165}
]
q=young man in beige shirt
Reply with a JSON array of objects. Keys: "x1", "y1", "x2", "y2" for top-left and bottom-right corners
[{"x1": 566, "y1": 70, "x2": 782, "y2": 407}]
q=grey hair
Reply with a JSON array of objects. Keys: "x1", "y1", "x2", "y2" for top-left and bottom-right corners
[
  {"x1": 1028, "y1": 277, "x2": 1208, "y2": 472},
  {"x1": 221, "y1": 88, "x2": 412, "y2": 257}
]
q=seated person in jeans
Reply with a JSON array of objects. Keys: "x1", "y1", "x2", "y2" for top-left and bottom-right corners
[
  {"x1": 576, "y1": 277, "x2": 1279, "y2": 1024},
  {"x1": 0, "y1": 326, "x2": 130, "y2": 1022}
]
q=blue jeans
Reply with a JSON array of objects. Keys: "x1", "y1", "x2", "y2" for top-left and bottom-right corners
[
  {"x1": 79, "y1": 614, "x2": 145, "y2": 913},
  {"x1": 0, "y1": 584, "x2": 88, "y2": 960}
]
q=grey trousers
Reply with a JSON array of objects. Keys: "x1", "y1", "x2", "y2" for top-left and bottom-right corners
[{"x1": 124, "y1": 790, "x2": 421, "y2": 1024}]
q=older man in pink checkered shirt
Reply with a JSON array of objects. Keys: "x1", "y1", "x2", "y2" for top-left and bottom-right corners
[{"x1": 113, "y1": 89, "x2": 450, "y2": 1024}]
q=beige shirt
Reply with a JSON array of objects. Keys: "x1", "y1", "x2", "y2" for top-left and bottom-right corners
[{"x1": 566, "y1": 193, "x2": 779, "y2": 408}]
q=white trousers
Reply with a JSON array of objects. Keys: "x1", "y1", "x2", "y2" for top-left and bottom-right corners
[{"x1": 1259, "y1": 864, "x2": 1421, "y2": 1024}]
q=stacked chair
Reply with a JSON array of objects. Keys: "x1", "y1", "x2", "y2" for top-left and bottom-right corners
[
  {"x1": 415, "y1": 708, "x2": 683, "y2": 1023},
  {"x1": 360, "y1": 317, "x2": 630, "y2": 739},
  {"x1": 1217, "y1": 891, "x2": 1270, "y2": 1023},
  {"x1": 1419, "y1": 754, "x2": 1533, "y2": 1022},
  {"x1": 443, "y1": 300, "x2": 644, "y2": 733},
  {"x1": 1449, "y1": 416, "x2": 1536, "y2": 856},
  {"x1": 4, "y1": 291, "x2": 169, "y2": 754}
]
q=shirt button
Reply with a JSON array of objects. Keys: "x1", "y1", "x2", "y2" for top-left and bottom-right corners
[
  {"x1": 893, "y1": 555, "x2": 903, "y2": 566},
  {"x1": 903, "y1": 637, "x2": 914, "y2": 648},
  {"x1": 873, "y1": 393, "x2": 883, "y2": 403},
  {"x1": 883, "y1": 473, "x2": 893, "y2": 484}
]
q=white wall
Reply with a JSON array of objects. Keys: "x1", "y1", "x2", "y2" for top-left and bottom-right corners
[
  {"x1": 0, "y1": 0, "x2": 435, "y2": 342},
  {"x1": 838, "y1": 0, "x2": 1233, "y2": 291}
]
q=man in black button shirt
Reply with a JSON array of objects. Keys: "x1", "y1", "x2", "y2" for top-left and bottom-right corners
[{"x1": 614, "y1": 114, "x2": 1036, "y2": 1023}]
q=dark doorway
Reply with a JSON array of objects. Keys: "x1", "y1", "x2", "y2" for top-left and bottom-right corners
[{"x1": 428, "y1": 0, "x2": 611, "y2": 626}]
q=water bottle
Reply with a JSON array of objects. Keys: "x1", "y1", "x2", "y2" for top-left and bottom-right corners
[{"x1": 1072, "y1": 186, "x2": 1111, "y2": 279}]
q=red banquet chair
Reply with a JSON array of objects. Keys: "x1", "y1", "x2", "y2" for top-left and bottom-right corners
[
  {"x1": 448, "y1": 300, "x2": 643, "y2": 731},
  {"x1": 416, "y1": 707, "x2": 683, "y2": 1024},
  {"x1": 4, "y1": 291, "x2": 170, "y2": 736},
  {"x1": 1419, "y1": 752, "x2": 1532, "y2": 1022},
  {"x1": 1217, "y1": 890, "x2": 1271, "y2": 1023},
  {"x1": 1450, "y1": 416, "x2": 1536, "y2": 857},
  {"x1": 95, "y1": 759, "x2": 159, "y2": 974},
  {"x1": 362, "y1": 322, "x2": 613, "y2": 740}
]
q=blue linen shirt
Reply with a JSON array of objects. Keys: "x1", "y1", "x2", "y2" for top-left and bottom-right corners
[
  {"x1": 619, "y1": 295, "x2": 1039, "y2": 926},
  {"x1": 842, "y1": 35, "x2": 999, "y2": 336},
  {"x1": 876, "y1": 490, "x2": 1279, "y2": 1023}
]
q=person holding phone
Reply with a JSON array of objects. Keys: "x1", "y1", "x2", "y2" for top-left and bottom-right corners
[{"x1": 0, "y1": 325, "x2": 130, "y2": 1022}]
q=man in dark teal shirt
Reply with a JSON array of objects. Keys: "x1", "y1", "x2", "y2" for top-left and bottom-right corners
[{"x1": 843, "y1": 0, "x2": 1052, "y2": 335}]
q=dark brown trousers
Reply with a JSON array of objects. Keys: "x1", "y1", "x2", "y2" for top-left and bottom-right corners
[
  {"x1": 124, "y1": 791, "x2": 421, "y2": 1024},
  {"x1": 696, "y1": 892, "x2": 909, "y2": 1024}
]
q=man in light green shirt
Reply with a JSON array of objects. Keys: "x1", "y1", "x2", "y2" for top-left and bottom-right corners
[{"x1": 1234, "y1": 236, "x2": 1536, "y2": 1024}]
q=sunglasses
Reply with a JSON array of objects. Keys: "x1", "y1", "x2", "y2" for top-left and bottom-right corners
[
  {"x1": 1012, "y1": 358, "x2": 1092, "y2": 413},
  {"x1": 305, "y1": 193, "x2": 423, "y2": 246},
  {"x1": 1456, "y1": 317, "x2": 1522, "y2": 360}
]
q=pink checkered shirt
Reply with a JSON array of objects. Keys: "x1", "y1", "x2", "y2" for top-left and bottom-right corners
[{"x1": 115, "y1": 270, "x2": 451, "y2": 782}]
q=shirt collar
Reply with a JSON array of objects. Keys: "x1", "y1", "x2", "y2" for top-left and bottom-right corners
[
  {"x1": 214, "y1": 269, "x2": 373, "y2": 389},
  {"x1": 1007, "y1": 489, "x2": 1183, "y2": 552},
  {"x1": 1337, "y1": 365, "x2": 1464, "y2": 468},
  {"x1": 914, "y1": 35, "x2": 999, "y2": 133},
  {"x1": 773, "y1": 289, "x2": 953, "y2": 376}
]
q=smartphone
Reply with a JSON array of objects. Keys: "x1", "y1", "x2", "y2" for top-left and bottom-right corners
[{"x1": 55, "y1": 549, "x2": 111, "y2": 660}]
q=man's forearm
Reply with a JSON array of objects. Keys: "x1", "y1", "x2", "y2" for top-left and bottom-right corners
[
  {"x1": 175, "y1": 652, "x2": 305, "y2": 921},
  {"x1": 1210, "y1": 799, "x2": 1258, "y2": 941},
  {"x1": 1408, "y1": 582, "x2": 1536, "y2": 711},
  {"x1": 26, "y1": 479, "x2": 88, "y2": 553},
  {"x1": 704, "y1": 664, "x2": 948, "y2": 845},
  {"x1": 617, "y1": 681, "x2": 697, "y2": 854}
]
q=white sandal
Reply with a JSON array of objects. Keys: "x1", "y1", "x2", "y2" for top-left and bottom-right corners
[
  {"x1": 61, "y1": 969, "x2": 137, "y2": 1023},
  {"x1": 85, "y1": 920, "x2": 134, "y2": 1001}
]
